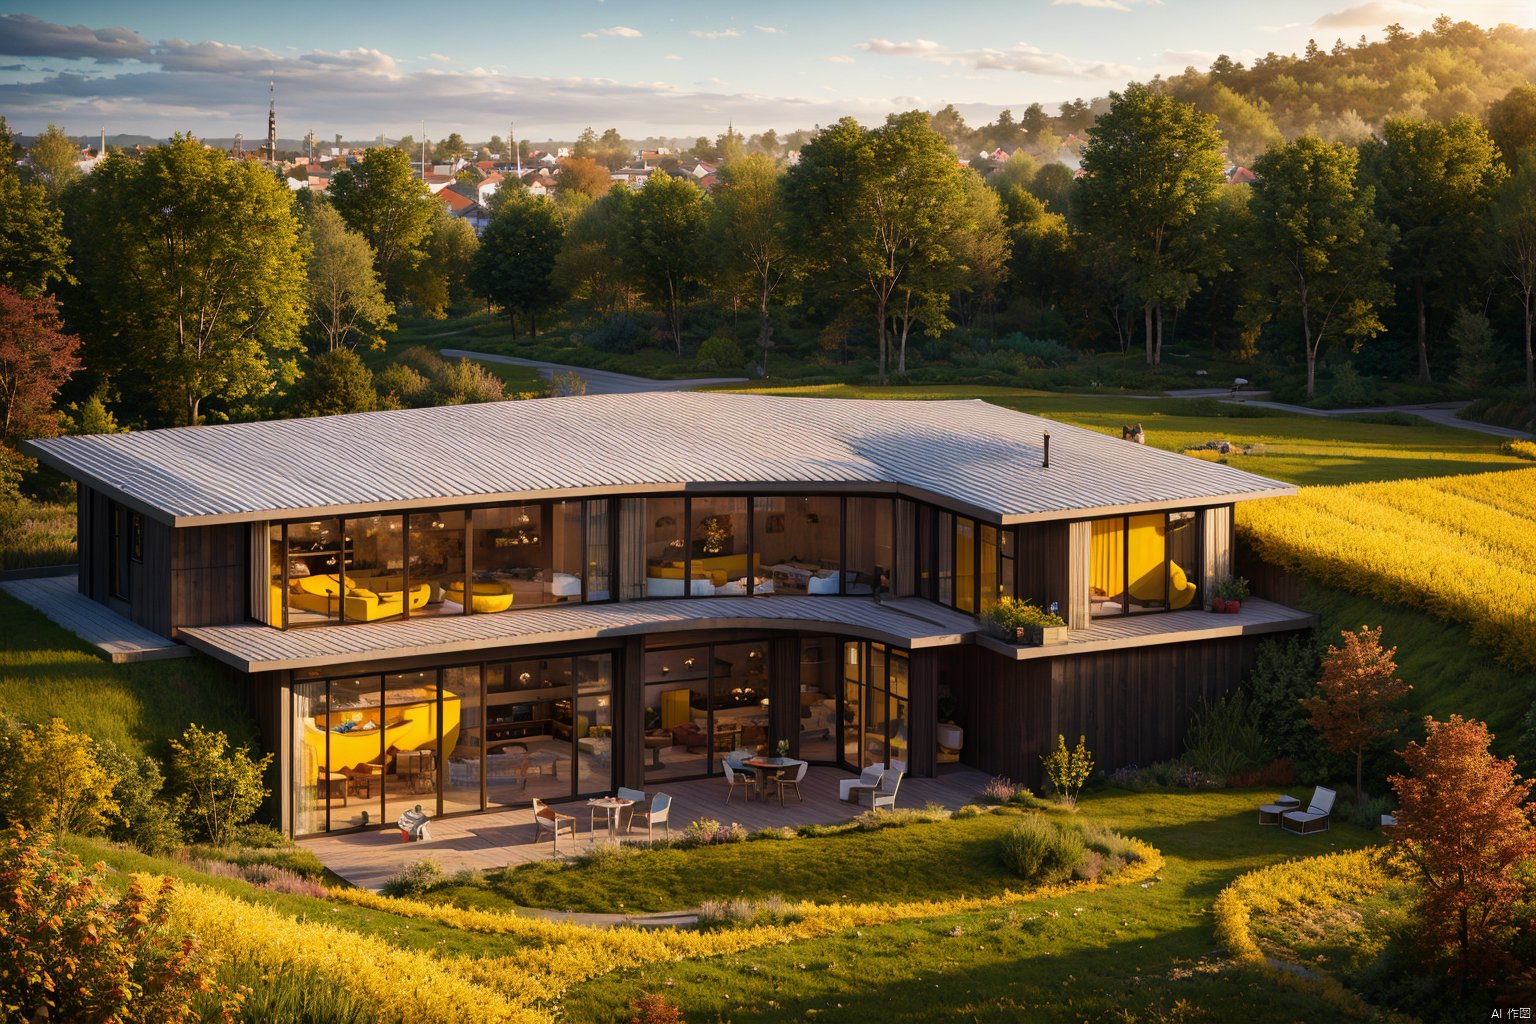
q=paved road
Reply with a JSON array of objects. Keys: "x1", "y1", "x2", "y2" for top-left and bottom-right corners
[
  {"x1": 440, "y1": 349, "x2": 748, "y2": 395},
  {"x1": 1165, "y1": 389, "x2": 1529, "y2": 439}
]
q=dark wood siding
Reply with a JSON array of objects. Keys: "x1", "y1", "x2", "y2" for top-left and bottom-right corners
[
  {"x1": 1016, "y1": 521, "x2": 1071, "y2": 610},
  {"x1": 78, "y1": 484, "x2": 108, "y2": 600},
  {"x1": 169, "y1": 523, "x2": 248, "y2": 631},
  {"x1": 129, "y1": 515, "x2": 172, "y2": 636},
  {"x1": 949, "y1": 635, "x2": 1268, "y2": 790}
]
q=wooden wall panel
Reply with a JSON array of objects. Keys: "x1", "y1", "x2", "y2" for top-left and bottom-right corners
[
  {"x1": 130, "y1": 516, "x2": 172, "y2": 636},
  {"x1": 907, "y1": 648, "x2": 939, "y2": 777},
  {"x1": 1016, "y1": 521, "x2": 1071, "y2": 612},
  {"x1": 1235, "y1": 535, "x2": 1306, "y2": 607},
  {"x1": 168, "y1": 524, "x2": 249, "y2": 632}
]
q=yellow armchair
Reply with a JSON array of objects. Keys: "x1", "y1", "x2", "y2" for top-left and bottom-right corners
[{"x1": 444, "y1": 580, "x2": 515, "y2": 613}]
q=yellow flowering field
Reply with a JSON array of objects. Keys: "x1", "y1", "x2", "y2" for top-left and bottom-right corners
[{"x1": 1237, "y1": 467, "x2": 1536, "y2": 668}]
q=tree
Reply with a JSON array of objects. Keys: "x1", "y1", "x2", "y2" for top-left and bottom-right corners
[
  {"x1": 554, "y1": 186, "x2": 633, "y2": 316},
  {"x1": 0, "y1": 115, "x2": 16, "y2": 172},
  {"x1": 1077, "y1": 83, "x2": 1227, "y2": 365},
  {"x1": 1020, "y1": 103, "x2": 1050, "y2": 143},
  {"x1": 406, "y1": 205, "x2": 478, "y2": 317},
  {"x1": 95, "y1": 741, "x2": 182, "y2": 855},
  {"x1": 1450, "y1": 307, "x2": 1497, "y2": 391},
  {"x1": 0, "y1": 718, "x2": 118, "y2": 837},
  {"x1": 574, "y1": 127, "x2": 600, "y2": 160},
  {"x1": 1203, "y1": 84, "x2": 1283, "y2": 167},
  {"x1": 1492, "y1": 161, "x2": 1536, "y2": 394},
  {"x1": 433, "y1": 131, "x2": 469, "y2": 163},
  {"x1": 287, "y1": 348, "x2": 377, "y2": 418},
  {"x1": 1390, "y1": 715, "x2": 1536, "y2": 998},
  {"x1": 304, "y1": 203, "x2": 394, "y2": 351},
  {"x1": 0, "y1": 287, "x2": 79, "y2": 446},
  {"x1": 624, "y1": 171, "x2": 705, "y2": 353},
  {"x1": 63, "y1": 141, "x2": 307, "y2": 425},
  {"x1": 708, "y1": 154, "x2": 795, "y2": 372},
  {"x1": 557, "y1": 156, "x2": 613, "y2": 200},
  {"x1": 1029, "y1": 162, "x2": 1074, "y2": 215},
  {"x1": 0, "y1": 828, "x2": 227, "y2": 1023},
  {"x1": 1244, "y1": 136, "x2": 1393, "y2": 399},
  {"x1": 166, "y1": 724, "x2": 272, "y2": 846},
  {"x1": 329, "y1": 146, "x2": 436, "y2": 301},
  {"x1": 784, "y1": 112, "x2": 969, "y2": 384},
  {"x1": 471, "y1": 192, "x2": 566, "y2": 336},
  {"x1": 0, "y1": 170, "x2": 71, "y2": 295},
  {"x1": 1363, "y1": 116, "x2": 1506, "y2": 383},
  {"x1": 25, "y1": 124, "x2": 80, "y2": 199},
  {"x1": 1486, "y1": 84, "x2": 1536, "y2": 170},
  {"x1": 945, "y1": 170, "x2": 1011, "y2": 334},
  {"x1": 1300, "y1": 625, "x2": 1412, "y2": 797}
]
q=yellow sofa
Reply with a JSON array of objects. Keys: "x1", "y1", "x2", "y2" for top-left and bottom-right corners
[
  {"x1": 444, "y1": 580, "x2": 515, "y2": 613},
  {"x1": 648, "y1": 553, "x2": 761, "y2": 586},
  {"x1": 301, "y1": 690, "x2": 462, "y2": 777},
  {"x1": 1129, "y1": 559, "x2": 1197, "y2": 610},
  {"x1": 283, "y1": 573, "x2": 432, "y2": 622}
]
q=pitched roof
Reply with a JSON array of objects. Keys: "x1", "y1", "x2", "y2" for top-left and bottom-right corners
[
  {"x1": 25, "y1": 393, "x2": 1294, "y2": 527},
  {"x1": 437, "y1": 186, "x2": 476, "y2": 212}
]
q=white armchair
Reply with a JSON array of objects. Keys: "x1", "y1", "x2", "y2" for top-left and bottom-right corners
[
  {"x1": 839, "y1": 765, "x2": 884, "y2": 802},
  {"x1": 857, "y1": 770, "x2": 904, "y2": 810}
]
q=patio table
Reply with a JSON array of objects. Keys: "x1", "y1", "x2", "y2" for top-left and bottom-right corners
[
  {"x1": 587, "y1": 796, "x2": 633, "y2": 840},
  {"x1": 1258, "y1": 794, "x2": 1301, "y2": 824},
  {"x1": 742, "y1": 756, "x2": 805, "y2": 799}
]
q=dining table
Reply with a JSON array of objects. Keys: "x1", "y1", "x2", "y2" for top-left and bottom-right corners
[
  {"x1": 587, "y1": 795, "x2": 633, "y2": 840},
  {"x1": 739, "y1": 755, "x2": 806, "y2": 799}
]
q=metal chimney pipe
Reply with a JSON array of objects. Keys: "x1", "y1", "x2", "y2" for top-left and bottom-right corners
[{"x1": 1042, "y1": 431, "x2": 1051, "y2": 468}]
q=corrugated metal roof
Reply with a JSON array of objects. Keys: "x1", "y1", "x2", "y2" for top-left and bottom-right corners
[{"x1": 24, "y1": 393, "x2": 1293, "y2": 525}]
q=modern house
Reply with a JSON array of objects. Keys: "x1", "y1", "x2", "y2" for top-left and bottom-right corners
[{"x1": 23, "y1": 393, "x2": 1312, "y2": 837}]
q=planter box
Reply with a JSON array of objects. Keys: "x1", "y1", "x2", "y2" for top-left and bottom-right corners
[
  {"x1": 1021, "y1": 624, "x2": 1069, "y2": 646},
  {"x1": 1212, "y1": 598, "x2": 1243, "y2": 613}
]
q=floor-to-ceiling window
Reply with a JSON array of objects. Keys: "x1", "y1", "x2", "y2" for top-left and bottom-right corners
[
  {"x1": 797, "y1": 637, "x2": 839, "y2": 762},
  {"x1": 754, "y1": 496, "x2": 842, "y2": 595},
  {"x1": 642, "y1": 639, "x2": 771, "y2": 783},
  {"x1": 408, "y1": 510, "x2": 467, "y2": 618},
  {"x1": 845, "y1": 498, "x2": 892, "y2": 596},
  {"x1": 1090, "y1": 510, "x2": 1203, "y2": 618},
  {"x1": 841, "y1": 641, "x2": 910, "y2": 770}
]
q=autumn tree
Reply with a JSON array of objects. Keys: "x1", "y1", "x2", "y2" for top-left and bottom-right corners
[
  {"x1": 1390, "y1": 715, "x2": 1536, "y2": 998},
  {"x1": 1300, "y1": 625, "x2": 1412, "y2": 797},
  {"x1": 0, "y1": 287, "x2": 79, "y2": 447},
  {"x1": 624, "y1": 171, "x2": 705, "y2": 354},
  {"x1": 556, "y1": 156, "x2": 613, "y2": 201},
  {"x1": 1363, "y1": 116, "x2": 1506, "y2": 383},
  {"x1": 707, "y1": 153, "x2": 795, "y2": 372},
  {"x1": 62, "y1": 140, "x2": 307, "y2": 425},
  {"x1": 1078, "y1": 83, "x2": 1227, "y2": 365},
  {"x1": 1244, "y1": 136, "x2": 1393, "y2": 399},
  {"x1": 304, "y1": 203, "x2": 394, "y2": 351},
  {"x1": 472, "y1": 191, "x2": 567, "y2": 336},
  {"x1": 25, "y1": 123, "x2": 80, "y2": 199},
  {"x1": 329, "y1": 146, "x2": 436, "y2": 301},
  {"x1": 0, "y1": 828, "x2": 228, "y2": 1023}
]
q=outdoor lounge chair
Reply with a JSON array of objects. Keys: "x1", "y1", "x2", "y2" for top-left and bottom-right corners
[
  {"x1": 724, "y1": 761, "x2": 755, "y2": 803},
  {"x1": 774, "y1": 761, "x2": 807, "y2": 806},
  {"x1": 627, "y1": 793, "x2": 671, "y2": 840},
  {"x1": 1281, "y1": 786, "x2": 1336, "y2": 835},
  {"x1": 532, "y1": 798, "x2": 576, "y2": 849},
  {"x1": 839, "y1": 765, "x2": 884, "y2": 803},
  {"x1": 857, "y1": 770, "x2": 904, "y2": 811}
]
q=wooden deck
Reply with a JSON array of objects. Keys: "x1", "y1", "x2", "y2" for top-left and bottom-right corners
[
  {"x1": 300, "y1": 765, "x2": 992, "y2": 891},
  {"x1": 974, "y1": 597, "x2": 1316, "y2": 661},
  {"x1": 0, "y1": 573, "x2": 191, "y2": 663}
]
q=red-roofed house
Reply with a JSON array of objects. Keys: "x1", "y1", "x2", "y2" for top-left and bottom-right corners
[{"x1": 1228, "y1": 166, "x2": 1257, "y2": 185}]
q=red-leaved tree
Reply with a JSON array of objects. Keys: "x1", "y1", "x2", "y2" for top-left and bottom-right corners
[
  {"x1": 1299, "y1": 624, "x2": 1412, "y2": 797},
  {"x1": 1390, "y1": 715, "x2": 1536, "y2": 998},
  {"x1": 0, "y1": 284, "x2": 80, "y2": 447}
]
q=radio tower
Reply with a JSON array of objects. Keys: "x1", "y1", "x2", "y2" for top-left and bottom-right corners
[{"x1": 266, "y1": 81, "x2": 277, "y2": 162}]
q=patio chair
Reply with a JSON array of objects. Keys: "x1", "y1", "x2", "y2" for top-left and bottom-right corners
[
  {"x1": 774, "y1": 761, "x2": 808, "y2": 806},
  {"x1": 532, "y1": 797, "x2": 576, "y2": 850},
  {"x1": 839, "y1": 765, "x2": 884, "y2": 803},
  {"x1": 857, "y1": 770, "x2": 904, "y2": 811},
  {"x1": 627, "y1": 793, "x2": 671, "y2": 841},
  {"x1": 724, "y1": 761, "x2": 756, "y2": 803},
  {"x1": 1281, "y1": 787, "x2": 1336, "y2": 835}
]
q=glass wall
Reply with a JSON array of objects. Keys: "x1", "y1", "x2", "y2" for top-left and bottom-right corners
[
  {"x1": 642, "y1": 645, "x2": 710, "y2": 781},
  {"x1": 844, "y1": 498, "x2": 891, "y2": 596},
  {"x1": 291, "y1": 653, "x2": 614, "y2": 836},
  {"x1": 641, "y1": 497, "x2": 689, "y2": 598},
  {"x1": 842, "y1": 641, "x2": 910, "y2": 770},
  {"x1": 284, "y1": 518, "x2": 348, "y2": 625},
  {"x1": 344, "y1": 515, "x2": 406, "y2": 623},
  {"x1": 408, "y1": 510, "x2": 466, "y2": 617},
  {"x1": 585, "y1": 500, "x2": 612, "y2": 601},
  {"x1": 955, "y1": 517, "x2": 977, "y2": 614},
  {"x1": 1091, "y1": 510, "x2": 1202, "y2": 617},
  {"x1": 472, "y1": 502, "x2": 583, "y2": 610},
  {"x1": 797, "y1": 637, "x2": 839, "y2": 762},
  {"x1": 690, "y1": 497, "x2": 754, "y2": 594},
  {"x1": 754, "y1": 495, "x2": 842, "y2": 595}
]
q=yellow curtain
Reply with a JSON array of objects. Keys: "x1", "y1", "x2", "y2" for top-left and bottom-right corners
[
  {"x1": 661, "y1": 688, "x2": 691, "y2": 729},
  {"x1": 1090, "y1": 519, "x2": 1123, "y2": 595},
  {"x1": 1127, "y1": 514, "x2": 1168, "y2": 602}
]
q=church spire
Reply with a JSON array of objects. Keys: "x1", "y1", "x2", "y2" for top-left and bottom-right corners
[{"x1": 266, "y1": 81, "x2": 277, "y2": 162}]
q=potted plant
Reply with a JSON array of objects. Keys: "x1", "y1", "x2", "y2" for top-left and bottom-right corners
[
  {"x1": 776, "y1": 739, "x2": 791, "y2": 757},
  {"x1": 985, "y1": 596, "x2": 1068, "y2": 646},
  {"x1": 1211, "y1": 575, "x2": 1250, "y2": 613}
]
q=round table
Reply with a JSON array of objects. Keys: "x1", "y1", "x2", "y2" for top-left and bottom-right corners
[
  {"x1": 742, "y1": 756, "x2": 805, "y2": 799},
  {"x1": 1258, "y1": 794, "x2": 1301, "y2": 825},
  {"x1": 587, "y1": 796, "x2": 633, "y2": 840}
]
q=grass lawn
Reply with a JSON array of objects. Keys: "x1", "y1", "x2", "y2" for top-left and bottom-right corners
[
  {"x1": 430, "y1": 809, "x2": 1084, "y2": 915},
  {"x1": 709, "y1": 383, "x2": 1526, "y2": 487},
  {"x1": 560, "y1": 788, "x2": 1387, "y2": 1023},
  {"x1": 0, "y1": 498, "x2": 74, "y2": 570},
  {"x1": 0, "y1": 590, "x2": 256, "y2": 759}
]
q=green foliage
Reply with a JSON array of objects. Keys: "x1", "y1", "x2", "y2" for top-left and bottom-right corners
[
  {"x1": 0, "y1": 170, "x2": 71, "y2": 296},
  {"x1": 695, "y1": 334, "x2": 744, "y2": 371},
  {"x1": 58, "y1": 387, "x2": 123, "y2": 436},
  {"x1": 1041, "y1": 734, "x2": 1095, "y2": 806},
  {"x1": 1212, "y1": 575, "x2": 1251, "y2": 601},
  {"x1": 471, "y1": 193, "x2": 566, "y2": 336},
  {"x1": 1322, "y1": 361, "x2": 1371, "y2": 406},
  {"x1": 1182, "y1": 692, "x2": 1270, "y2": 780},
  {"x1": 381, "y1": 858, "x2": 444, "y2": 898},
  {"x1": 96, "y1": 740, "x2": 183, "y2": 855},
  {"x1": 997, "y1": 814, "x2": 1087, "y2": 884},
  {"x1": 0, "y1": 717, "x2": 118, "y2": 837},
  {"x1": 1245, "y1": 634, "x2": 1331, "y2": 777},
  {"x1": 166, "y1": 724, "x2": 271, "y2": 847},
  {"x1": 1449, "y1": 308, "x2": 1498, "y2": 391},
  {"x1": 328, "y1": 147, "x2": 436, "y2": 301},
  {"x1": 304, "y1": 202, "x2": 394, "y2": 351},
  {"x1": 624, "y1": 172, "x2": 706, "y2": 353},
  {"x1": 288, "y1": 347, "x2": 377, "y2": 418},
  {"x1": 987, "y1": 596, "x2": 1066, "y2": 635},
  {"x1": 1486, "y1": 83, "x2": 1536, "y2": 169},
  {"x1": 992, "y1": 333, "x2": 1073, "y2": 367},
  {"x1": 1515, "y1": 700, "x2": 1536, "y2": 775},
  {"x1": 25, "y1": 124, "x2": 80, "y2": 199}
]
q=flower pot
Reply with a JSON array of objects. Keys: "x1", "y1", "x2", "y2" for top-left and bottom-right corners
[{"x1": 1213, "y1": 598, "x2": 1242, "y2": 613}]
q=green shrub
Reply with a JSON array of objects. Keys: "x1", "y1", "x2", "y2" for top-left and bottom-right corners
[
  {"x1": 695, "y1": 895, "x2": 804, "y2": 930},
  {"x1": 987, "y1": 596, "x2": 1065, "y2": 636},
  {"x1": 575, "y1": 840, "x2": 636, "y2": 869},
  {"x1": 1245, "y1": 635, "x2": 1331, "y2": 780},
  {"x1": 584, "y1": 313, "x2": 645, "y2": 353},
  {"x1": 997, "y1": 815, "x2": 1086, "y2": 884},
  {"x1": 1183, "y1": 692, "x2": 1269, "y2": 780},
  {"x1": 993, "y1": 333, "x2": 1074, "y2": 367},
  {"x1": 1320, "y1": 362, "x2": 1370, "y2": 407},
  {"x1": 380, "y1": 858, "x2": 443, "y2": 898},
  {"x1": 1040, "y1": 734, "x2": 1094, "y2": 807},
  {"x1": 695, "y1": 334, "x2": 745, "y2": 372}
]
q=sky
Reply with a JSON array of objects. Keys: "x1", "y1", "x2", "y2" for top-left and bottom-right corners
[{"x1": 0, "y1": 0, "x2": 1532, "y2": 144}]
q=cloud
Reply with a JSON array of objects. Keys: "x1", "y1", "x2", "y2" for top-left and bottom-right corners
[
  {"x1": 1258, "y1": 22, "x2": 1302, "y2": 32},
  {"x1": 1313, "y1": 1, "x2": 1430, "y2": 29},
  {"x1": 429, "y1": 53, "x2": 453, "y2": 63},
  {"x1": 1052, "y1": 0, "x2": 1132, "y2": 10},
  {"x1": 0, "y1": 13, "x2": 149, "y2": 61},
  {"x1": 754, "y1": 25, "x2": 782, "y2": 34},
  {"x1": 664, "y1": 54, "x2": 682, "y2": 61},
  {"x1": 822, "y1": 55, "x2": 856, "y2": 64},
  {"x1": 689, "y1": 29, "x2": 741, "y2": 39},
  {"x1": 580, "y1": 32, "x2": 598, "y2": 39},
  {"x1": 857, "y1": 37, "x2": 1140, "y2": 78},
  {"x1": 597, "y1": 25, "x2": 642, "y2": 37}
]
